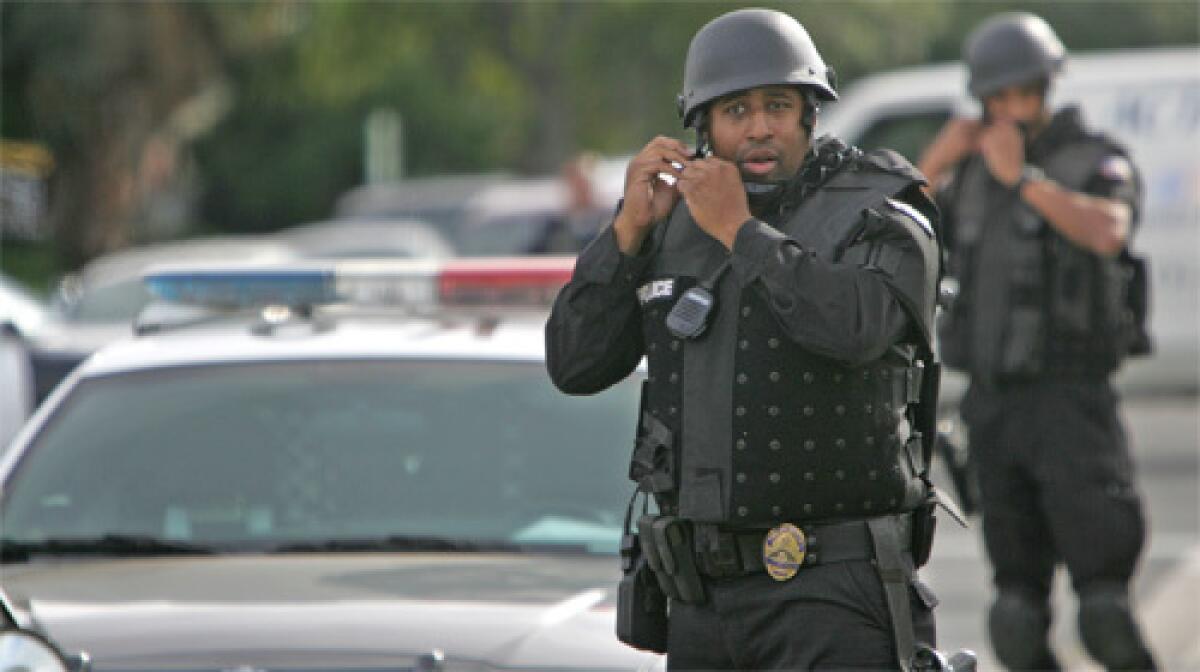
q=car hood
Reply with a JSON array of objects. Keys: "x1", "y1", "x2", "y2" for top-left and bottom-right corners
[{"x1": 2, "y1": 552, "x2": 661, "y2": 671}]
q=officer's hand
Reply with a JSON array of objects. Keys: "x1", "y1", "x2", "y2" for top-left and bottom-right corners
[
  {"x1": 917, "y1": 117, "x2": 981, "y2": 188},
  {"x1": 978, "y1": 122, "x2": 1025, "y2": 188},
  {"x1": 676, "y1": 157, "x2": 751, "y2": 250},
  {"x1": 614, "y1": 136, "x2": 690, "y2": 254}
]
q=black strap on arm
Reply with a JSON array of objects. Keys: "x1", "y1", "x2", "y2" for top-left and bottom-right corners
[
  {"x1": 912, "y1": 343, "x2": 969, "y2": 527},
  {"x1": 912, "y1": 344, "x2": 939, "y2": 484}
]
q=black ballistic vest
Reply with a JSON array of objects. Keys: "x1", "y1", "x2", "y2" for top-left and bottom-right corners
[
  {"x1": 939, "y1": 128, "x2": 1141, "y2": 382},
  {"x1": 631, "y1": 145, "x2": 932, "y2": 526}
]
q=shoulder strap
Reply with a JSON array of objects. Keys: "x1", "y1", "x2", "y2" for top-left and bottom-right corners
[{"x1": 781, "y1": 163, "x2": 914, "y2": 256}]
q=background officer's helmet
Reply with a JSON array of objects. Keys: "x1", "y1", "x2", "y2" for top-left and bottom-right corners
[
  {"x1": 964, "y1": 12, "x2": 1066, "y2": 99},
  {"x1": 677, "y1": 9, "x2": 838, "y2": 130}
]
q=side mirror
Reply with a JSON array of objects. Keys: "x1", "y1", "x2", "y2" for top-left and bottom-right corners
[
  {"x1": 0, "y1": 589, "x2": 91, "y2": 672},
  {"x1": 51, "y1": 275, "x2": 84, "y2": 319},
  {"x1": 0, "y1": 629, "x2": 73, "y2": 672}
]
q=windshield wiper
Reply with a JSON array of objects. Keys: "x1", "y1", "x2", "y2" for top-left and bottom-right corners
[
  {"x1": 271, "y1": 535, "x2": 582, "y2": 554},
  {"x1": 1, "y1": 534, "x2": 216, "y2": 562}
]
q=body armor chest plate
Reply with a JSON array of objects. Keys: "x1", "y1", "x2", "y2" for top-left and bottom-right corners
[
  {"x1": 635, "y1": 148, "x2": 928, "y2": 525},
  {"x1": 728, "y1": 296, "x2": 920, "y2": 524},
  {"x1": 941, "y1": 133, "x2": 1134, "y2": 381}
]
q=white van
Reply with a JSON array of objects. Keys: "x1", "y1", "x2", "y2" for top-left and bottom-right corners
[{"x1": 819, "y1": 47, "x2": 1200, "y2": 397}]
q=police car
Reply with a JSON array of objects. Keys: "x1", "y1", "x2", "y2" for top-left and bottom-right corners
[{"x1": 0, "y1": 258, "x2": 661, "y2": 671}]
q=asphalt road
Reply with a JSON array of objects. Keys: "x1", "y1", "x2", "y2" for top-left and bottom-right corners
[{"x1": 922, "y1": 394, "x2": 1200, "y2": 670}]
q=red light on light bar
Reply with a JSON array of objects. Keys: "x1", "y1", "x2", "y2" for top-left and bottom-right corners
[{"x1": 438, "y1": 256, "x2": 575, "y2": 306}]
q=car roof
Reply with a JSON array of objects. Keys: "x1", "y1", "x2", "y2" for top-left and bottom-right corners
[
  {"x1": 77, "y1": 310, "x2": 551, "y2": 378},
  {"x1": 836, "y1": 46, "x2": 1199, "y2": 100}
]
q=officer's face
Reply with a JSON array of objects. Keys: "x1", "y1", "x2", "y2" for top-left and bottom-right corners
[
  {"x1": 983, "y1": 82, "x2": 1046, "y2": 126},
  {"x1": 708, "y1": 86, "x2": 810, "y2": 183}
]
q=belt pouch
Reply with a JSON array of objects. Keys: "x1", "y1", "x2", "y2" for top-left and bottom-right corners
[
  {"x1": 648, "y1": 515, "x2": 706, "y2": 604},
  {"x1": 616, "y1": 528, "x2": 669, "y2": 653},
  {"x1": 911, "y1": 495, "x2": 938, "y2": 568}
]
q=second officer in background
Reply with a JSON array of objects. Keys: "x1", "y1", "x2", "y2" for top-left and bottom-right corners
[
  {"x1": 919, "y1": 12, "x2": 1157, "y2": 671},
  {"x1": 547, "y1": 8, "x2": 945, "y2": 670}
]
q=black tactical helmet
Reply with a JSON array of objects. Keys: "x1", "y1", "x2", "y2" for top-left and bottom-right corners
[
  {"x1": 964, "y1": 12, "x2": 1066, "y2": 99},
  {"x1": 677, "y1": 9, "x2": 837, "y2": 128}
]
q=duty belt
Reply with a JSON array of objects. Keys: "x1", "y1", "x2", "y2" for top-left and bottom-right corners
[{"x1": 693, "y1": 513, "x2": 913, "y2": 579}]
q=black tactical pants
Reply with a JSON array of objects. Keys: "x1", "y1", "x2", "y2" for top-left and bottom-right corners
[
  {"x1": 962, "y1": 380, "x2": 1151, "y2": 667},
  {"x1": 963, "y1": 381, "x2": 1146, "y2": 601},
  {"x1": 666, "y1": 559, "x2": 937, "y2": 670}
]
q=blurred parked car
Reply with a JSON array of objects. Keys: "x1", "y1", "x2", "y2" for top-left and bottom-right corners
[
  {"x1": 333, "y1": 173, "x2": 512, "y2": 246},
  {"x1": 0, "y1": 259, "x2": 661, "y2": 671},
  {"x1": 29, "y1": 236, "x2": 299, "y2": 403},
  {"x1": 458, "y1": 177, "x2": 575, "y2": 255},
  {"x1": 275, "y1": 217, "x2": 455, "y2": 260},
  {"x1": 336, "y1": 174, "x2": 571, "y2": 256},
  {"x1": 335, "y1": 159, "x2": 626, "y2": 257}
]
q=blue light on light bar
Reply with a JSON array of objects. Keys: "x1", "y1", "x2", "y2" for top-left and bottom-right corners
[{"x1": 145, "y1": 267, "x2": 339, "y2": 308}]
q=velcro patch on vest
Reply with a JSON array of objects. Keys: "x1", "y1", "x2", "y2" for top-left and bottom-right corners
[
  {"x1": 637, "y1": 279, "x2": 676, "y2": 305},
  {"x1": 885, "y1": 198, "x2": 934, "y2": 238},
  {"x1": 1097, "y1": 155, "x2": 1134, "y2": 184}
]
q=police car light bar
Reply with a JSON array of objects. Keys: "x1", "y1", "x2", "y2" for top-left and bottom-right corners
[
  {"x1": 144, "y1": 266, "x2": 339, "y2": 308},
  {"x1": 143, "y1": 257, "x2": 576, "y2": 311},
  {"x1": 438, "y1": 257, "x2": 576, "y2": 306}
]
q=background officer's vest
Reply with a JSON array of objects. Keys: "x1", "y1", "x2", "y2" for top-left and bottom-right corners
[
  {"x1": 939, "y1": 137, "x2": 1142, "y2": 381},
  {"x1": 631, "y1": 147, "x2": 931, "y2": 526}
]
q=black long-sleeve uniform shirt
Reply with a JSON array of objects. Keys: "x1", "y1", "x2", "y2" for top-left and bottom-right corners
[
  {"x1": 545, "y1": 148, "x2": 939, "y2": 524},
  {"x1": 546, "y1": 203, "x2": 931, "y2": 396}
]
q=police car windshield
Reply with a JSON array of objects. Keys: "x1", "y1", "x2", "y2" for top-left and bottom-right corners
[{"x1": 2, "y1": 361, "x2": 639, "y2": 555}]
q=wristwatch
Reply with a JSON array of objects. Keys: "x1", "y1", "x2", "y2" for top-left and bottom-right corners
[{"x1": 1011, "y1": 164, "x2": 1046, "y2": 198}]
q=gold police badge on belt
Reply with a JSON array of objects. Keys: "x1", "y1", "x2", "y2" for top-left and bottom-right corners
[{"x1": 763, "y1": 522, "x2": 807, "y2": 582}]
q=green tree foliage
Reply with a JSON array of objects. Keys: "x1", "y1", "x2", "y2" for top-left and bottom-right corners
[
  {"x1": 195, "y1": 2, "x2": 531, "y2": 233},
  {"x1": 192, "y1": 0, "x2": 953, "y2": 233},
  {"x1": 929, "y1": 0, "x2": 1200, "y2": 60},
  {"x1": 2, "y1": 1, "x2": 224, "y2": 267}
]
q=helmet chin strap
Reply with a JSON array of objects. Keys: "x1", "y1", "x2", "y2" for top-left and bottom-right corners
[
  {"x1": 743, "y1": 136, "x2": 837, "y2": 219},
  {"x1": 745, "y1": 181, "x2": 786, "y2": 196},
  {"x1": 745, "y1": 180, "x2": 788, "y2": 217}
]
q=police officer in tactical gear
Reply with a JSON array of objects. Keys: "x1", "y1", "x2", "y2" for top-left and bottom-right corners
[
  {"x1": 919, "y1": 12, "x2": 1157, "y2": 671},
  {"x1": 547, "y1": 9, "x2": 948, "y2": 669}
]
